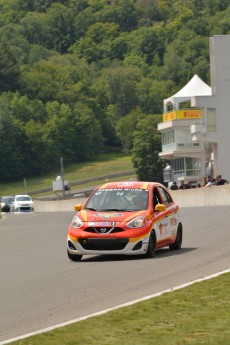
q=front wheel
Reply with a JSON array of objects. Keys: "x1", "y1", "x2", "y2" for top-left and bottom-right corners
[
  {"x1": 169, "y1": 224, "x2": 183, "y2": 250},
  {"x1": 145, "y1": 231, "x2": 156, "y2": 257},
  {"x1": 67, "y1": 250, "x2": 82, "y2": 262}
]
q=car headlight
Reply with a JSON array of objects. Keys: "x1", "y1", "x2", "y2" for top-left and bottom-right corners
[
  {"x1": 127, "y1": 216, "x2": 145, "y2": 228},
  {"x1": 71, "y1": 215, "x2": 83, "y2": 228}
]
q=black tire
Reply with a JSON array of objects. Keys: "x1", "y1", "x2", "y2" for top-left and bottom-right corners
[
  {"x1": 145, "y1": 231, "x2": 156, "y2": 257},
  {"x1": 169, "y1": 224, "x2": 183, "y2": 250},
  {"x1": 67, "y1": 250, "x2": 82, "y2": 262}
]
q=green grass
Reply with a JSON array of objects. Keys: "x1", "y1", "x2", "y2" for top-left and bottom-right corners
[
  {"x1": 0, "y1": 153, "x2": 135, "y2": 197},
  {"x1": 10, "y1": 272, "x2": 230, "y2": 345}
]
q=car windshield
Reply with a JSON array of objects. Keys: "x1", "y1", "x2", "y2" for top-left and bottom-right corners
[
  {"x1": 84, "y1": 188, "x2": 149, "y2": 212},
  {"x1": 2, "y1": 196, "x2": 14, "y2": 203},
  {"x1": 16, "y1": 196, "x2": 31, "y2": 201}
]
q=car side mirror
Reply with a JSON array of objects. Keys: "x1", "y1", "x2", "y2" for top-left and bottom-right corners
[
  {"x1": 155, "y1": 204, "x2": 166, "y2": 212},
  {"x1": 75, "y1": 204, "x2": 82, "y2": 211}
]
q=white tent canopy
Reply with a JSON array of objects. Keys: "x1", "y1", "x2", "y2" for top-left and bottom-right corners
[{"x1": 164, "y1": 74, "x2": 212, "y2": 112}]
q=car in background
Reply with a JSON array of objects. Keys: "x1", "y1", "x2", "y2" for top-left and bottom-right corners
[
  {"x1": 67, "y1": 181, "x2": 183, "y2": 261},
  {"x1": 11, "y1": 195, "x2": 34, "y2": 213},
  {"x1": 0, "y1": 196, "x2": 14, "y2": 212}
]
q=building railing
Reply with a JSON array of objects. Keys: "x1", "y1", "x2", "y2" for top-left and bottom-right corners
[
  {"x1": 174, "y1": 169, "x2": 201, "y2": 177},
  {"x1": 162, "y1": 142, "x2": 200, "y2": 152},
  {"x1": 163, "y1": 169, "x2": 201, "y2": 182}
]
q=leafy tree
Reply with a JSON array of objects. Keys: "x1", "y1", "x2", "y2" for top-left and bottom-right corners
[
  {"x1": 161, "y1": 32, "x2": 210, "y2": 85},
  {"x1": 71, "y1": 6, "x2": 96, "y2": 42},
  {"x1": 10, "y1": 92, "x2": 46, "y2": 123},
  {"x1": 71, "y1": 22, "x2": 120, "y2": 63},
  {"x1": 14, "y1": 0, "x2": 69, "y2": 13},
  {"x1": 45, "y1": 4, "x2": 76, "y2": 53},
  {"x1": 45, "y1": 101, "x2": 76, "y2": 163},
  {"x1": 127, "y1": 24, "x2": 166, "y2": 66},
  {"x1": 102, "y1": 66, "x2": 142, "y2": 118},
  {"x1": 132, "y1": 114, "x2": 163, "y2": 182},
  {"x1": 0, "y1": 40, "x2": 20, "y2": 92},
  {"x1": 116, "y1": 107, "x2": 145, "y2": 153},
  {"x1": 19, "y1": 54, "x2": 93, "y2": 103},
  {"x1": 71, "y1": 102, "x2": 104, "y2": 161},
  {"x1": 20, "y1": 13, "x2": 50, "y2": 46},
  {"x1": 136, "y1": 78, "x2": 170, "y2": 114},
  {"x1": 110, "y1": 0, "x2": 140, "y2": 32},
  {"x1": 0, "y1": 112, "x2": 25, "y2": 181},
  {"x1": 84, "y1": 97, "x2": 119, "y2": 148},
  {"x1": 21, "y1": 119, "x2": 57, "y2": 175}
]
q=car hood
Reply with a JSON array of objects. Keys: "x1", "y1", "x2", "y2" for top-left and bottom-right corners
[
  {"x1": 15, "y1": 201, "x2": 33, "y2": 205},
  {"x1": 78, "y1": 209, "x2": 146, "y2": 223}
]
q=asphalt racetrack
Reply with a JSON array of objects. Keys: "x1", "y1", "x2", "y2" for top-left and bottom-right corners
[{"x1": 0, "y1": 206, "x2": 229, "y2": 343}]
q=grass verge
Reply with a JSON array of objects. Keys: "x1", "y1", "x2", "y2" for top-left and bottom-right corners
[
  {"x1": 0, "y1": 153, "x2": 135, "y2": 197},
  {"x1": 10, "y1": 272, "x2": 230, "y2": 345}
]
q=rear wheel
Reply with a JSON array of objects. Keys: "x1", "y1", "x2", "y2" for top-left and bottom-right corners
[
  {"x1": 67, "y1": 250, "x2": 82, "y2": 262},
  {"x1": 145, "y1": 231, "x2": 156, "y2": 257},
  {"x1": 169, "y1": 224, "x2": 183, "y2": 250}
]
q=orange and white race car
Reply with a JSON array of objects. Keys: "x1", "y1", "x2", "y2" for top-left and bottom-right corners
[{"x1": 67, "y1": 181, "x2": 183, "y2": 261}]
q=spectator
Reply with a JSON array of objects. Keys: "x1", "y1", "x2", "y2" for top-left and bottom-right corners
[
  {"x1": 179, "y1": 181, "x2": 187, "y2": 190},
  {"x1": 170, "y1": 181, "x2": 178, "y2": 190},
  {"x1": 202, "y1": 177, "x2": 207, "y2": 186},
  {"x1": 204, "y1": 175, "x2": 215, "y2": 187},
  {"x1": 164, "y1": 162, "x2": 171, "y2": 170},
  {"x1": 186, "y1": 181, "x2": 192, "y2": 189},
  {"x1": 215, "y1": 175, "x2": 228, "y2": 185}
]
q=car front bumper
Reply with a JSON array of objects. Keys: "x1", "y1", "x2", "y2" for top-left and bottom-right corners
[{"x1": 67, "y1": 234, "x2": 150, "y2": 256}]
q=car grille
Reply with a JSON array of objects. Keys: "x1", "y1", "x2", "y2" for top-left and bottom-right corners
[
  {"x1": 78, "y1": 238, "x2": 129, "y2": 251},
  {"x1": 19, "y1": 206, "x2": 32, "y2": 211},
  {"x1": 84, "y1": 227, "x2": 124, "y2": 234}
]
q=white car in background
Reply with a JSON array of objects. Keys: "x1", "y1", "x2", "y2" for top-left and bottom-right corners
[{"x1": 11, "y1": 195, "x2": 34, "y2": 213}]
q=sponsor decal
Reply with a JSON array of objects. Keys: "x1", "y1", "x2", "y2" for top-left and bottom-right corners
[
  {"x1": 170, "y1": 217, "x2": 177, "y2": 226},
  {"x1": 101, "y1": 222, "x2": 110, "y2": 226},
  {"x1": 159, "y1": 222, "x2": 168, "y2": 236},
  {"x1": 95, "y1": 213, "x2": 123, "y2": 219},
  {"x1": 88, "y1": 221, "x2": 117, "y2": 226},
  {"x1": 163, "y1": 110, "x2": 201, "y2": 122},
  {"x1": 159, "y1": 223, "x2": 163, "y2": 236},
  {"x1": 117, "y1": 182, "x2": 134, "y2": 187},
  {"x1": 88, "y1": 222, "x2": 97, "y2": 226}
]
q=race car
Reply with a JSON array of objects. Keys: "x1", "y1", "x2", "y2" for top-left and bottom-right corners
[
  {"x1": 67, "y1": 181, "x2": 183, "y2": 261},
  {"x1": 0, "y1": 195, "x2": 14, "y2": 212}
]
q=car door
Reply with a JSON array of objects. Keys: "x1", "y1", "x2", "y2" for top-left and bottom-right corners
[
  {"x1": 157, "y1": 186, "x2": 178, "y2": 244},
  {"x1": 151, "y1": 186, "x2": 170, "y2": 247}
]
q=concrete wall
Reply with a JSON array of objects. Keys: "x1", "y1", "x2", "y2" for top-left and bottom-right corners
[
  {"x1": 170, "y1": 184, "x2": 230, "y2": 207},
  {"x1": 33, "y1": 185, "x2": 230, "y2": 212},
  {"x1": 33, "y1": 197, "x2": 87, "y2": 212}
]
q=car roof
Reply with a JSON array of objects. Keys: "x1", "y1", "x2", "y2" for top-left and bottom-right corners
[{"x1": 98, "y1": 181, "x2": 164, "y2": 190}]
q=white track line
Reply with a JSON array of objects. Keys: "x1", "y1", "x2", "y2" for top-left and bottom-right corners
[{"x1": 1, "y1": 268, "x2": 230, "y2": 345}]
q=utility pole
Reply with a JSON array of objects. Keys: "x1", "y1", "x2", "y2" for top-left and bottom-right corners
[
  {"x1": 24, "y1": 178, "x2": 27, "y2": 194},
  {"x1": 60, "y1": 157, "x2": 65, "y2": 199}
]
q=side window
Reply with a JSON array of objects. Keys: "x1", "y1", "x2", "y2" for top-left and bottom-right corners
[
  {"x1": 158, "y1": 187, "x2": 173, "y2": 206},
  {"x1": 153, "y1": 187, "x2": 162, "y2": 207}
]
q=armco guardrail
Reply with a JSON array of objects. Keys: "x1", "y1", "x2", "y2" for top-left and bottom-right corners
[
  {"x1": 27, "y1": 170, "x2": 136, "y2": 196},
  {"x1": 33, "y1": 184, "x2": 230, "y2": 212}
]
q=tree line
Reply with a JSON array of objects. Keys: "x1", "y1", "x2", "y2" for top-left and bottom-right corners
[{"x1": 0, "y1": 0, "x2": 229, "y2": 182}]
